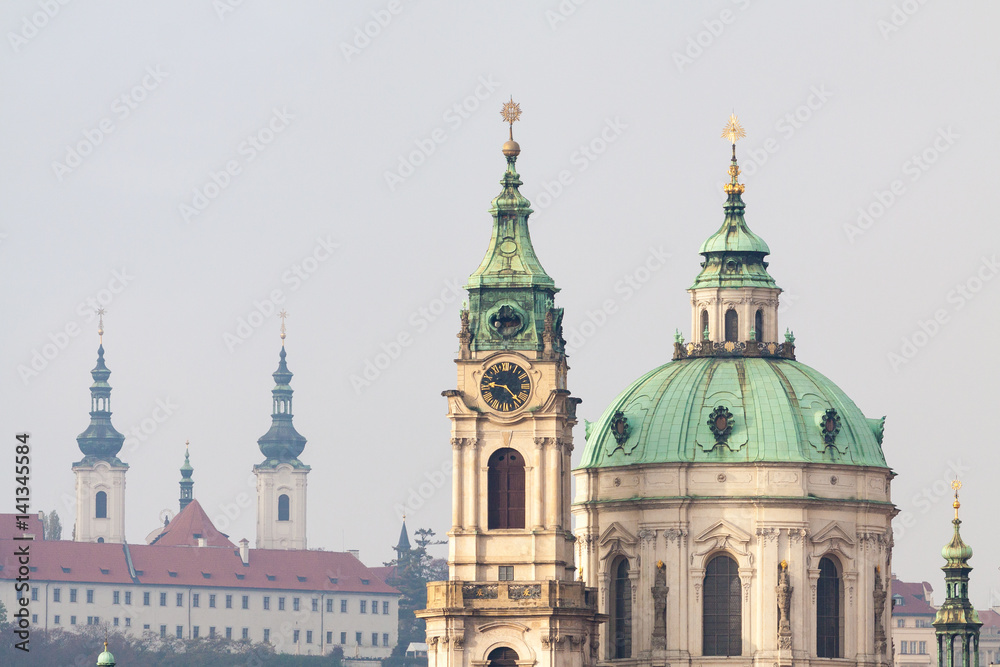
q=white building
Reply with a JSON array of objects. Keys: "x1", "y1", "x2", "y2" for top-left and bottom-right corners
[{"x1": 1, "y1": 510, "x2": 397, "y2": 657}]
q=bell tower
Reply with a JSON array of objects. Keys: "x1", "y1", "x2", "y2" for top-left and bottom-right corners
[
  {"x1": 253, "y1": 313, "x2": 310, "y2": 550},
  {"x1": 73, "y1": 309, "x2": 128, "y2": 544},
  {"x1": 419, "y1": 101, "x2": 603, "y2": 667}
]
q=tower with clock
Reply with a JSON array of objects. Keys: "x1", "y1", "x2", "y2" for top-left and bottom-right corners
[{"x1": 418, "y1": 102, "x2": 603, "y2": 667}]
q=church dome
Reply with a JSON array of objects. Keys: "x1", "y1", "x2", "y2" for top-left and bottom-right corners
[{"x1": 578, "y1": 356, "x2": 887, "y2": 469}]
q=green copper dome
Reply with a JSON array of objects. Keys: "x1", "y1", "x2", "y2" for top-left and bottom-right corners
[
  {"x1": 941, "y1": 519, "x2": 974, "y2": 565},
  {"x1": 97, "y1": 643, "x2": 116, "y2": 666},
  {"x1": 578, "y1": 357, "x2": 888, "y2": 469}
]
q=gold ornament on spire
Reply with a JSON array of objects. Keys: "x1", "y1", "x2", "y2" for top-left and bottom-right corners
[
  {"x1": 501, "y1": 98, "x2": 522, "y2": 156},
  {"x1": 722, "y1": 113, "x2": 746, "y2": 195},
  {"x1": 952, "y1": 479, "x2": 962, "y2": 519},
  {"x1": 97, "y1": 307, "x2": 106, "y2": 342},
  {"x1": 279, "y1": 310, "x2": 288, "y2": 345},
  {"x1": 721, "y1": 113, "x2": 747, "y2": 145}
]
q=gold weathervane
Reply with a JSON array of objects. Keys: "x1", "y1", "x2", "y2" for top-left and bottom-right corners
[
  {"x1": 279, "y1": 310, "x2": 288, "y2": 344},
  {"x1": 501, "y1": 98, "x2": 522, "y2": 140},
  {"x1": 952, "y1": 479, "x2": 962, "y2": 519},
  {"x1": 721, "y1": 113, "x2": 747, "y2": 195},
  {"x1": 97, "y1": 307, "x2": 106, "y2": 342}
]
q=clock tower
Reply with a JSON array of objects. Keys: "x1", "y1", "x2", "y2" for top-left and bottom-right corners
[{"x1": 419, "y1": 102, "x2": 603, "y2": 667}]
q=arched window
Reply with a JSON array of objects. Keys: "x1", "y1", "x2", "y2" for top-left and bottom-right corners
[
  {"x1": 95, "y1": 491, "x2": 108, "y2": 519},
  {"x1": 611, "y1": 557, "x2": 632, "y2": 659},
  {"x1": 703, "y1": 554, "x2": 741, "y2": 656},
  {"x1": 278, "y1": 494, "x2": 290, "y2": 522},
  {"x1": 97, "y1": 537, "x2": 105, "y2": 543},
  {"x1": 754, "y1": 309, "x2": 763, "y2": 342},
  {"x1": 724, "y1": 310, "x2": 739, "y2": 342},
  {"x1": 487, "y1": 647, "x2": 518, "y2": 667},
  {"x1": 701, "y1": 310, "x2": 710, "y2": 340},
  {"x1": 817, "y1": 556, "x2": 842, "y2": 657},
  {"x1": 487, "y1": 448, "x2": 525, "y2": 529}
]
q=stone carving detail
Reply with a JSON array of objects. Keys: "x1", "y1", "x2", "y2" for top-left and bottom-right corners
[
  {"x1": 508, "y1": 584, "x2": 541, "y2": 600},
  {"x1": 453, "y1": 635, "x2": 465, "y2": 650},
  {"x1": 874, "y1": 567, "x2": 888, "y2": 655},
  {"x1": 651, "y1": 560, "x2": 669, "y2": 650},
  {"x1": 694, "y1": 583, "x2": 702, "y2": 603},
  {"x1": 858, "y1": 530, "x2": 889, "y2": 553},
  {"x1": 428, "y1": 636, "x2": 439, "y2": 648},
  {"x1": 610, "y1": 410, "x2": 631, "y2": 448},
  {"x1": 757, "y1": 527, "x2": 779, "y2": 544},
  {"x1": 638, "y1": 528, "x2": 656, "y2": 546},
  {"x1": 589, "y1": 633, "x2": 600, "y2": 659},
  {"x1": 787, "y1": 528, "x2": 808, "y2": 544},
  {"x1": 462, "y1": 584, "x2": 498, "y2": 599},
  {"x1": 707, "y1": 405, "x2": 735, "y2": 443},
  {"x1": 664, "y1": 527, "x2": 688, "y2": 546},
  {"x1": 458, "y1": 309, "x2": 471, "y2": 359},
  {"x1": 542, "y1": 310, "x2": 556, "y2": 360},
  {"x1": 776, "y1": 561, "x2": 793, "y2": 651},
  {"x1": 820, "y1": 408, "x2": 842, "y2": 445}
]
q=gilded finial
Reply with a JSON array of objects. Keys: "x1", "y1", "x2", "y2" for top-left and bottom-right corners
[
  {"x1": 721, "y1": 113, "x2": 746, "y2": 195},
  {"x1": 501, "y1": 98, "x2": 522, "y2": 157},
  {"x1": 780, "y1": 559, "x2": 787, "y2": 570},
  {"x1": 97, "y1": 307, "x2": 106, "y2": 343},
  {"x1": 657, "y1": 560, "x2": 665, "y2": 569},
  {"x1": 278, "y1": 310, "x2": 288, "y2": 345},
  {"x1": 721, "y1": 113, "x2": 747, "y2": 145},
  {"x1": 578, "y1": 566, "x2": 584, "y2": 581},
  {"x1": 952, "y1": 479, "x2": 962, "y2": 519}
]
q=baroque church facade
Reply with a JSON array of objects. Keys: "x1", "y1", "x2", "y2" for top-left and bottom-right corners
[{"x1": 422, "y1": 112, "x2": 897, "y2": 667}]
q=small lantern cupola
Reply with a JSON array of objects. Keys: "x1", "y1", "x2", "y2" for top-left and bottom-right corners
[{"x1": 687, "y1": 115, "x2": 784, "y2": 347}]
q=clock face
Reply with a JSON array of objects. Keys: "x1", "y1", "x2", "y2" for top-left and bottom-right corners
[{"x1": 480, "y1": 362, "x2": 531, "y2": 412}]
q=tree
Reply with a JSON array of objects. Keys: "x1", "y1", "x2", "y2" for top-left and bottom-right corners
[
  {"x1": 384, "y1": 528, "x2": 447, "y2": 661},
  {"x1": 41, "y1": 510, "x2": 63, "y2": 540}
]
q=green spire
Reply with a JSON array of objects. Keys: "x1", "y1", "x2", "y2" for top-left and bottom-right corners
[
  {"x1": 75, "y1": 313, "x2": 126, "y2": 465},
  {"x1": 396, "y1": 518, "x2": 411, "y2": 553},
  {"x1": 690, "y1": 120, "x2": 778, "y2": 291},
  {"x1": 179, "y1": 441, "x2": 193, "y2": 512},
  {"x1": 257, "y1": 342, "x2": 308, "y2": 467},
  {"x1": 464, "y1": 101, "x2": 564, "y2": 354},
  {"x1": 933, "y1": 481, "x2": 981, "y2": 667}
]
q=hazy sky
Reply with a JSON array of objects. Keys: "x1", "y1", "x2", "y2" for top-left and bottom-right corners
[{"x1": 2, "y1": 2, "x2": 999, "y2": 605}]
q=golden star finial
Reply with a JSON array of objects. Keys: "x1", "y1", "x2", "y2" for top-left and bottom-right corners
[
  {"x1": 279, "y1": 310, "x2": 288, "y2": 345},
  {"x1": 501, "y1": 97, "x2": 522, "y2": 140},
  {"x1": 97, "y1": 307, "x2": 106, "y2": 342},
  {"x1": 721, "y1": 113, "x2": 747, "y2": 145}
]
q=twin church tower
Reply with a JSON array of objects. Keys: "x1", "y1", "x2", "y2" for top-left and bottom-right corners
[{"x1": 72, "y1": 311, "x2": 309, "y2": 550}]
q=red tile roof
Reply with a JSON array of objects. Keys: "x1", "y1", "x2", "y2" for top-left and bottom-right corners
[
  {"x1": 0, "y1": 539, "x2": 398, "y2": 594},
  {"x1": 149, "y1": 499, "x2": 234, "y2": 548},
  {"x1": 891, "y1": 578, "x2": 936, "y2": 615},
  {"x1": 979, "y1": 609, "x2": 1000, "y2": 630},
  {"x1": 369, "y1": 565, "x2": 395, "y2": 584},
  {"x1": 0, "y1": 513, "x2": 45, "y2": 540}
]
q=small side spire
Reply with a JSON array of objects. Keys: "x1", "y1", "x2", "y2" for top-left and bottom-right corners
[
  {"x1": 179, "y1": 440, "x2": 194, "y2": 512},
  {"x1": 933, "y1": 479, "x2": 981, "y2": 666},
  {"x1": 395, "y1": 516, "x2": 411, "y2": 554}
]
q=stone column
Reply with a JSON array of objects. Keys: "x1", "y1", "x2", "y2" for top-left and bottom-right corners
[
  {"x1": 533, "y1": 438, "x2": 545, "y2": 530},
  {"x1": 451, "y1": 439, "x2": 463, "y2": 529},
  {"x1": 546, "y1": 439, "x2": 560, "y2": 529}
]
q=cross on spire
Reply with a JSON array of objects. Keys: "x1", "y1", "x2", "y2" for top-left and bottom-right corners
[{"x1": 279, "y1": 310, "x2": 288, "y2": 345}]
